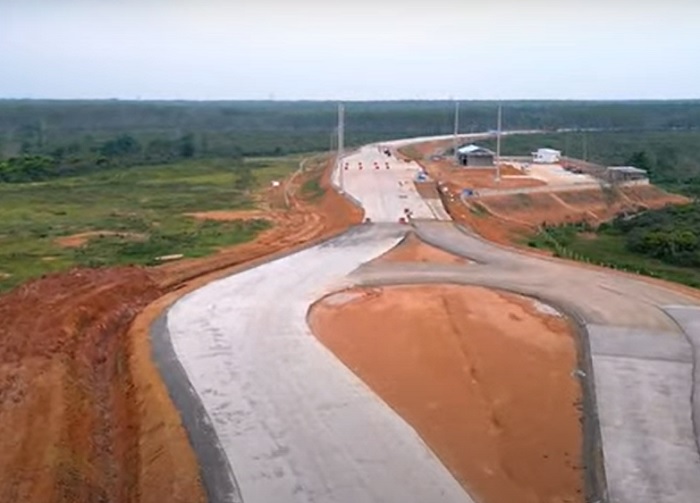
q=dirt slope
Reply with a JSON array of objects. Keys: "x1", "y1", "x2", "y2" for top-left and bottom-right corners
[
  {"x1": 0, "y1": 268, "x2": 175, "y2": 503},
  {"x1": 436, "y1": 181, "x2": 689, "y2": 248}
]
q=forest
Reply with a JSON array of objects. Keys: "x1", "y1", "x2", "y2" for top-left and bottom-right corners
[{"x1": 2, "y1": 99, "x2": 700, "y2": 185}]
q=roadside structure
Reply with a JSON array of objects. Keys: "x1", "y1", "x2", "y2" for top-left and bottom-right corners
[
  {"x1": 532, "y1": 148, "x2": 561, "y2": 164},
  {"x1": 606, "y1": 166, "x2": 649, "y2": 184},
  {"x1": 457, "y1": 144, "x2": 495, "y2": 167}
]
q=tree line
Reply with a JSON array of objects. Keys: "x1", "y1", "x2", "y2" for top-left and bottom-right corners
[
  {"x1": 3, "y1": 99, "x2": 700, "y2": 157},
  {"x1": 2, "y1": 100, "x2": 700, "y2": 183},
  {"x1": 601, "y1": 203, "x2": 700, "y2": 268},
  {"x1": 0, "y1": 133, "x2": 204, "y2": 182}
]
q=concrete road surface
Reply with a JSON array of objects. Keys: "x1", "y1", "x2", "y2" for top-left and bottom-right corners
[
  {"x1": 161, "y1": 138, "x2": 479, "y2": 503},
  {"x1": 333, "y1": 144, "x2": 439, "y2": 222},
  {"x1": 158, "y1": 135, "x2": 700, "y2": 503},
  {"x1": 166, "y1": 225, "x2": 474, "y2": 503}
]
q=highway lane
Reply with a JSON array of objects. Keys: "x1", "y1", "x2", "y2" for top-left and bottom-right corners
[
  {"x1": 160, "y1": 135, "x2": 700, "y2": 503},
  {"x1": 164, "y1": 140, "x2": 476, "y2": 503},
  {"x1": 332, "y1": 144, "x2": 437, "y2": 222},
  {"x1": 331, "y1": 132, "x2": 541, "y2": 223},
  {"x1": 166, "y1": 224, "x2": 474, "y2": 503}
]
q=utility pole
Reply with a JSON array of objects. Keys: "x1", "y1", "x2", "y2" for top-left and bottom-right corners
[
  {"x1": 495, "y1": 103, "x2": 502, "y2": 182},
  {"x1": 582, "y1": 132, "x2": 588, "y2": 162},
  {"x1": 453, "y1": 100, "x2": 460, "y2": 163},
  {"x1": 337, "y1": 103, "x2": 345, "y2": 191}
]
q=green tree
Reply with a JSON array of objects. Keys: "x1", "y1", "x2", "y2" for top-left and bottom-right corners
[
  {"x1": 626, "y1": 151, "x2": 652, "y2": 172},
  {"x1": 99, "y1": 134, "x2": 141, "y2": 158},
  {"x1": 178, "y1": 134, "x2": 196, "y2": 158}
]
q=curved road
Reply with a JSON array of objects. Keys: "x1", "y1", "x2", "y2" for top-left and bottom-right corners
[
  {"x1": 160, "y1": 137, "x2": 700, "y2": 503},
  {"x1": 165, "y1": 145, "x2": 474, "y2": 503}
]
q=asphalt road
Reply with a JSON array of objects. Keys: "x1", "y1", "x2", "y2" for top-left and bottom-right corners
[{"x1": 159, "y1": 136, "x2": 700, "y2": 503}]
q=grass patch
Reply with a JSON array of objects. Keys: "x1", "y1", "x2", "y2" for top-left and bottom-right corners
[
  {"x1": 0, "y1": 156, "x2": 298, "y2": 292},
  {"x1": 301, "y1": 176, "x2": 326, "y2": 201},
  {"x1": 72, "y1": 219, "x2": 271, "y2": 268},
  {"x1": 529, "y1": 221, "x2": 700, "y2": 289}
]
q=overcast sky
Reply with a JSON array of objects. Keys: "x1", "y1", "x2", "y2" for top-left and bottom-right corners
[{"x1": 1, "y1": 0, "x2": 699, "y2": 100}]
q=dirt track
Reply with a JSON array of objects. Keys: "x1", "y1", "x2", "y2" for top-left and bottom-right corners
[
  {"x1": 309, "y1": 284, "x2": 584, "y2": 503},
  {"x1": 0, "y1": 157, "x2": 362, "y2": 503}
]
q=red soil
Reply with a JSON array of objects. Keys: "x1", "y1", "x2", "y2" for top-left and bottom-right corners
[
  {"x1": 377, "y1": 233, "x2": 468, "y2": 265},
  {"x1": 309, "y1": 284, "x2": 584, "y2": 503},
  {"x1": 426, "y1": 160, "x2": 545, "y2": 190},
  {"x1": 0, "y1": 268, "x2": 180, "y2": 503}
]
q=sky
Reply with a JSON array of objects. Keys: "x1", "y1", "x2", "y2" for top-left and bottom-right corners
[{"x1": 1, "y1": 0, "x2": 699, "y2": 100}]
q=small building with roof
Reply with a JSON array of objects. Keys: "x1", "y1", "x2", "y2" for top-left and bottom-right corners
[
  {"x1": 605, "y1": 166, "x2": 649, "y2": 184},
  {"x1": 457, "y1": 144, "x2": 495, "y2": 167}
]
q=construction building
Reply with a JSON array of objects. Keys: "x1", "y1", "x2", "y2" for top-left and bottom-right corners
[
  {"x1": 532, "y1": 148, "x2": 561, "y2": 164},
  {"x1": 457, "y1": 144, "x2": 495, "y2": 167},
  {"x1": 605, "y1": 166, "x2": 649, "y2": 184}
]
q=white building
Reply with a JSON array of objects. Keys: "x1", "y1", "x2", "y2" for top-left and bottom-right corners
[{"x1": 532, "y1": 148, "x2": 561, "y2": 164}]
